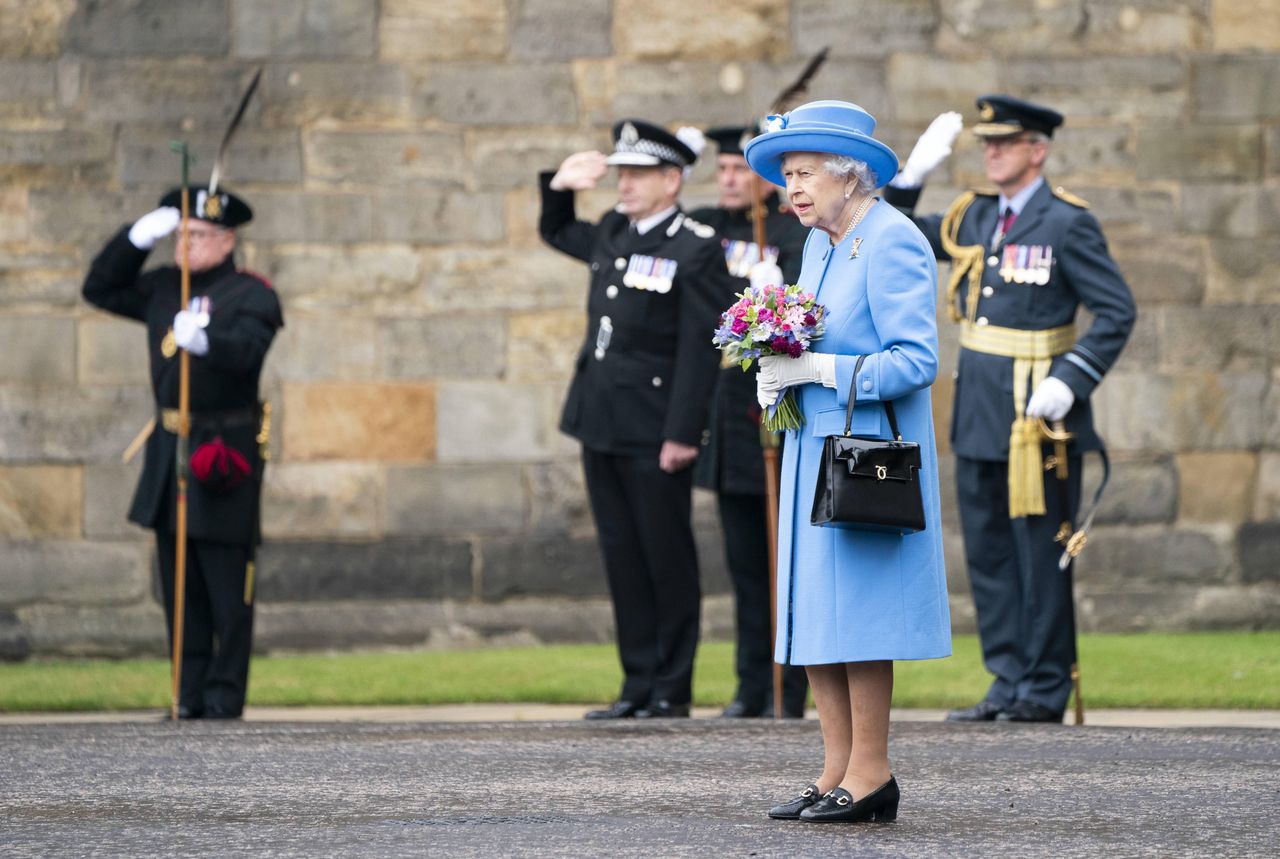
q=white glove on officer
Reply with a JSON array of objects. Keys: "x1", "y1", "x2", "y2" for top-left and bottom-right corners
[
  {"x1": 748, "y1": 261, "x2": 784, "y2": 290},
  {"x1": 756, "y1": 352, "x2": 837, "y2": 409},
  {"x1": 890, "y1": 111, "x2": 964, "y2": 189},
  {"x1": 127, "y1": 207, "x2": 181, "y2": 250},
  {"x1": 173, "y1": 310, "x2": 209, "y2": 357},
  {"x1": 1025, "y1": 376, "x2": 1075, "y2": 421}
]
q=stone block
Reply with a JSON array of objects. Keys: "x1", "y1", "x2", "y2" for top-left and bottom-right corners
[
  {"x1": 506, "y1": 309, "x2": 586, "y2": 384},
  {"x1": 1074, "y1": 525, "x2": 1233, "y2": 587},
  {"x1": 525, "y1": 459, "x2": 592, "y2": 535},
  {"x1": 1068, "y1": 186, "x2": 1178, "y2": 234},
  {"x1": 1108, "y1": 231, "x2": 1205, "y2": 306},
  {"x1": 451, "y1": 596, "x2": 617, "y2": 645},
  {"x1": 1193, "y1": 55, "x2": 1280, "y2": 122},
  {"x1": 381, "y1": 315, "x2": 507, "y2": 379},
  {"x1": 1049, "y1": 125, "x2": 1134, "y2": 183},
  {"x1": 373, "y1": 191, "x2": 505, "y2": 244},
  {"x1": 1075, "y1": 586, "x2": 1264, "y2": 633},
  {"x1": 18, "y1": 603, "x2": 168, "y2": 657},
  {"x1": 1078, "y1": 2, "x2": 1210, "y2": 54},
  {"x1": 996, "y1": 56, "x2": 1187, "y2": 121},
  {"x1": 0, "y1": 385, "x2": 152, "y2": 463},
  {"x1": 0, "y1": 129, "x2": 112, "y2": 180},
  {"x1": 1268, "y1": 369, "x2": 1280, "y2": 449},
  {"x1": 281, "y1": 381, "x2": 435, "y2": 462},
  {"x1": 255, "y1": 245, "x2": 419, "y2": 310},
  {"x1": 468, "y1": 129, "x2": 604, "y2": 190},
  {"x1": 379, "y1": 0, "x2": 507, "y2": 61},
  {"x1": 1238, "y1": 523, "x2": 1280, "y2": 583},
  {"x1": 1136, "y1": 125, "x2": 1263, "y2": 182},
  {"x1": 0, "y1": 186, "x2": 26, "y2": 243},
  {"x1": 1254, "y1": 453, "x2": 1280, "y2": 522},
  {"x1": 255, "y1": 599, "x2": 449, "y2": 651},
  {"x1": 935, "y1": 0, "x2": 1088, "y2": 56},
  {"x1": 261, "y1": 62, "x2": 408, "y2": 124},
  {"x1": 119, "y1": 128, "x2": 303, "y2": 190},
  {"x1": 511, "y1": 0, "x2": 611, "y2": 60},
  {"x1": 238, "y1": 191, "x2": 374, "y2": 243},
  {"x1": 434, "y1": 382, "x2": 560, "y2": 464},
  {"x1": 745, "y1": 58, "x2": 890, "y2": 127},
  {"x1": 0, "y1": 540, "x2": 151, "y2": 607},
  {"x1": 254, "y1": 537, "x2": 473, "y2": 601},
  {"x1": 1175, "y1": 452, "x2": 1259, "y2": 524},
  {"x1": 262, "y1": 462, "x2": 384, "y2": 539},
  {"x1": 479, "y1": 534, "x2": 606, "y2": 600},
  {"x1": 416, "y1": 63, "x2": 576, "y2": 125},
  {"x1": 614, "y1": 0, "x2": 786, "y2": 61},
  {"x1": 0, "y1": 252, "x2": 84, "y2": 310},
  {"x1": 795, "y1": 0, "x2": 937, "y2": 59},
  {"x1": 0, "y1": 315, "x2": 75, "y2": 384},
  {"x1": 610, "y1": 61, "x2": 747, "y2": 125},
  {"x1": 1095, "y1": 371, "x2": 1268, "y2": 453},
  {"x1": 231, "y1": 0, "x2": 375, "y2": 59},
  {"x1": 1213, "y1": 0, "x2": 1280, "y2": 51},
  {"x1": 83, "y1": 61, "x2": 253, "y2": 124},
  {"x1": 0, "y1": 1, "x2": 74, "y2": 58},
  {"x1": 886, "y1": 55, "x2": 1000, "y2": 126},
  {"x1": 83, "y1": 460, "x2": 147, "y2": 541},
  {"x1": 418, "y1": 247, "x2": 583, "y2": 314},
  {"x1": 27, "y1": 187, "x2": 128, "y2": 250},
  {"x1": 0, "y1": 59, "x2": 56, "y2": 115},
  {"x1": 0, "y1": 465, "x2": 81, "y2": 539},
  {"x1": 1268, "y1": 126, "x2": 1280, "y2": 178},
  {"x1": 386, "y1": 463, "x2": 527, "y2": 536},
  {"x1": 1094, "y1": 455, "x2": 1177, "y2": 525},
  {"x1": 1175, "y1": 183, "x2": 1280, "y2": 239},
  {"x1": 0, "y1": 609, "x2": 29, "y2": 661},
  {"x1": 570, "y1": 58, "x2": 618, "y2": 127},
  {"x1": 1109, "y1": 310, "x2": 1159, "y2": 373},
  {"x1": 1160, "y1": 306, "x2": 1279, "y2": 370},
  {"x1": 78, "y1": 316, "x2": 150, "y2": 384},
  {"x1": 306, "y1": 129, "x2": 465, "y2": 187},
  {"x1": 65, "y1": 0, "x2": 228, "y2": 56},
  {"x1": 266, "y1": 312, "x2": 378, "y2": 380},
  {"x1": 1206, "y1": 237, "x2": 1280, "y2": 305}
]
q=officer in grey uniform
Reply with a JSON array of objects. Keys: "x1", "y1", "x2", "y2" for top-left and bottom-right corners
[
  {"x1": 691, "y1": 125, "x2": 809, "y2": 719},
  {"x1": 540, "y1": 120, "x2": 734, "y2": 719},
  {"x1": 884, "y1": 95, "x2": 1136, "y2": 723}
]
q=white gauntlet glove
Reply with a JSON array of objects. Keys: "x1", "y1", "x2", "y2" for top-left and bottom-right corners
[
  {"x1": 127, "y1": 207, "x2": 181, "y2": 250},
  {"x1": 890, "y1": 112, "x2": 964, "y2": 189},
  {"x1": 173, "y1": 310, "x2": 209, "y2": 357},
  {"x1": 1025, "y1": 377, "x2": 1075, "y2": 421},
  {"x1": 756, "y1": 352, "x2": 837, "y2": 408},
  {"x1": 748, "y1": 261, "x2": 784, "y2": 290}
]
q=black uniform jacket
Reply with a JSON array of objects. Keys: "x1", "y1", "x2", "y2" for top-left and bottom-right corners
[
  {"x1": 83, "y1": 227, "x2": 283, "y2": 545},
  {"x1": 539, "y1": 172, "x2": 733, "y2": 456},
  {"x1": 689, "y1": 194, "x2": 808, "y2": 494},
  {"x1": 886, "y1": 182, "x2": 1135, "y2": 460}
]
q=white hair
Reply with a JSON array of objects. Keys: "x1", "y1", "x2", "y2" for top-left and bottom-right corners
[{"x1": 822, "y1": 155, "x2": 878, "y2": 194}]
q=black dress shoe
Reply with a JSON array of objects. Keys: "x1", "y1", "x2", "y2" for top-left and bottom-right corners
[
  {"x1": 768, "y1": 784, "x2": 822, "y2": 820},
  {"x1": 584, "y1": 700, "x2": 643, "y2": 720},
  {"x1": 800, "y1": 777, "x2": 900, "y2": 823},
  {"x1": 996, "y1": 700, "x2": 1063, "y2": 723},
  {"x1": 634, "y1": 700, "x2": 690, "y2": 718},
  {"x1": 945, "y1": 700, "x2": 1005, "y2": 722},
  {"x1": 720, "y1": 700, "x2": 766, "y2": 719}
]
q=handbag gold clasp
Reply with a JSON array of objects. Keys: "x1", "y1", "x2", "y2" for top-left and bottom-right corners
[{"x1": 875, "y1": 465, "x2": 887, "y2": 481}]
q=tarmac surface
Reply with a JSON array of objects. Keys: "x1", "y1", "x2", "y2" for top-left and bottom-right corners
[{"x1": 2, "y1": 710, "x2": 1277, "y2": 857}]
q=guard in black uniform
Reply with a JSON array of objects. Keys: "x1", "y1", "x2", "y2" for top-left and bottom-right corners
[
  {"x1": 540, "y1": 120, "x2": 733, "y2": 719},
  {"x1": 690, "y1": 125, "x2": 810, "y2": 719},
  {"x1": 83, "y1": 186, "x2": 283, "y2": 719},
  {"x1": 885, "y1": 96, "x2": 1135, "y2": 723}
]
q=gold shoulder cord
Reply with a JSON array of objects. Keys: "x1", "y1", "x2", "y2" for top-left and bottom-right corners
[
  {"x1": 245, "y1": 401, "x2": 273, "y2": 606},
  {"x1": 939, "y1": 192, "x2": 985, "y2": 323}
]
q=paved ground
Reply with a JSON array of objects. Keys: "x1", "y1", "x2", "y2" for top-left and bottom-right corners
[{"x1": 1, "y1": 716, "x2": 1276, "y2": 857}]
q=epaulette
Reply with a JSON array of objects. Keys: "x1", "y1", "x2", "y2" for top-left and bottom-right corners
[
  {"x1": 1051, "y1": 186, "x2": 1090, "y2": 209},
  {"x1": 238, "y1": 268, "x2": 274, "y2": 289},
  {"x1": 680, "y1": 216, "x2": 716, "y2": 240}
]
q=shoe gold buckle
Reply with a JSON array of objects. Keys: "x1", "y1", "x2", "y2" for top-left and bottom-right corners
[
  {"x1": 836, "y1": 794, "x2": 850, "y2": 806},
  {"x1": 801, "y1": 788, "x2": 814, "y2": 798}
]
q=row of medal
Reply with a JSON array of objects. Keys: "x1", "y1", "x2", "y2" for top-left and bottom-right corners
[
  {"x1": 622, "y1": 254, "x2": 679, "y2": 293},
  {"x1": 998, "y1": 244, "x2": 1053, "y2": 285},
  {"x1": 159, "y1": 296, "x2": 213, "y2": 358},
  {"x1": 722, "y1": 239, "x2": 779, "y2": 278}
]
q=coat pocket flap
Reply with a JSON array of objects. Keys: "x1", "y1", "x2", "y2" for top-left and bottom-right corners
[{"x1": 810, "y1": 405, "x2": 882, "y2": 438}]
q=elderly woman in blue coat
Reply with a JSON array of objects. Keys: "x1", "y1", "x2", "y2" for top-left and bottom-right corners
[{"x1": 743, "y1": 101, "x2": 951, "y2": 824}]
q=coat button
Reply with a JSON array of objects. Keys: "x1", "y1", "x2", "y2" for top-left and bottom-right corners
[
  {"x1": 862, "y1": 379, "x2": 872, "y2": 391},
  {"x1": 977, "y1": 316, "x2": 989, "y2": 326},
  {"x1": 982, "y1": 286, "x2": 994, "y2": 297},
  {"x1": 652, "y1": 376, "x2": 663, "y2": 388},
  {"x1": 615, "y1": 257, "x2": 627, "y2": 270},
  {"x1": 701, "y1": 429, "x2": 710, "y2": 443},
  {"x1": 952, "y1": 370, "x2": 959, "y2": 381},
  {"x1": 594, "y1": 348, "x2": 605, "y2": 360},
  {"x1": 606, "y1": 285, "x2": 618, "y2": 299},
  {"x1": 988, "y1": 255, "x2": 999, "y2": 266},
  {"x1": 591, "y1": 262, "x2": 599, "y2": 271}
]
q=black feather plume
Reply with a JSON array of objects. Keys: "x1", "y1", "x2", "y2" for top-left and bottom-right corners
[
  {"x1": 208, "y1": 67, "x2": 263, "y2": 197},
  {"x1": 770, "y1": 47, "x2": 829, "y2": 115}
]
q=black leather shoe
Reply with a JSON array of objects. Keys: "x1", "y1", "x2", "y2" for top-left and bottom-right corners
[
  {"x1": 720, "y1": 700, "x2": 766, "y2": 719},
  {"x1": 768, "y1": 784, "x2": 822, "y2": 820},
  {"x1": 800, "y1": 777, "x2": 900, "y2": 823},
  {"x1": 945, "y1": 700, "x2": 1005, "y2": 722},
  {"x1": 996, "y1": 700, "x2": 1063, "y2": 723},
  {"x1": 634, "y1": 700, "x2": 690, "y2": 718},
  {"x1": 584, "y1": 700, "x2": 643, "y2": 720}
]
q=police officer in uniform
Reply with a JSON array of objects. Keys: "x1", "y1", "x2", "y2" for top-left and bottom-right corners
[
  {"x1": 540, "y1": 120, "x2": 733, "y2": 719},
  {"x1": 83, "y1": 186, "x2": 283, "y2": 719},
  {"x1": 690, "y1": 126, "x2": 810, "y2": 719},
  {"x1": 884, "y1": 96, "x2": 1136, "y2": 723}
]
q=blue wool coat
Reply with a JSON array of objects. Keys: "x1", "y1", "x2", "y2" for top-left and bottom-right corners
[{"x1": 774, "y1": 199, "x2": 952, "y2": 665}]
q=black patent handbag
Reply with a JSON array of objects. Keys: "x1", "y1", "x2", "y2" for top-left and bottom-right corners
[{"x1": 810, "y1": 355, "x2": 926, "y2": 533}]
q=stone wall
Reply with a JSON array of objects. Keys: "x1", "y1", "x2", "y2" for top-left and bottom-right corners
[{"x1": 1, "y1": 0, "x2": 1277, "y2": 658}]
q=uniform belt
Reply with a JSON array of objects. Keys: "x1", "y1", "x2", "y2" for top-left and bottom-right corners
[
  {"x1": 958, "y1": 321, "x2": 1075, "y2": 360},
  {"x1": 159, "y1": 406, "x2": 258, "y2": 434}
]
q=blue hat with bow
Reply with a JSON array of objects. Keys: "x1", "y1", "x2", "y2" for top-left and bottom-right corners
[{"x1": 743, "y1": 100, "x2": 899, "y2": 190}]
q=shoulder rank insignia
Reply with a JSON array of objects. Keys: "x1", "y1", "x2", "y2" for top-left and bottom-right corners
[
  {"x1": 681, "y1": 216, "x2": 716, "y2": 239},
  {"x1": 1052, "y1": 186, "x2": 1090, "y2": 209}
]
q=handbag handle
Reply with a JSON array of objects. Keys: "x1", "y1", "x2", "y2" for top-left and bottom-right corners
[{"x1": 844, "y1": 354, "x2": 903, "y2": 441}]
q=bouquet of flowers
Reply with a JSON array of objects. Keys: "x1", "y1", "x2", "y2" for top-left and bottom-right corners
[{"x1": 712, "y1": 283, "x2": 827, "y2": 432}]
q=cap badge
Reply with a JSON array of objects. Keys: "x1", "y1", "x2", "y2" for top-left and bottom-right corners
[
  {"x1": 621, "y1": 122, "x2": 639, "y2": 145},
  {"x1": 979, "y1": 102, "x2": 995, "y2": 121}
]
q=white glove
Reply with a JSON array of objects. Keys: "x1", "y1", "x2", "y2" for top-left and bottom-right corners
[
  {"x1": 127, "y1": 207, "x2": 181, "y2": 250},
  {"x1": 748, "y1": 261, "x2": 784, "y2": 290},
  {"x1": 173, "y1": 310, "x2": 209, "y2": 357},
  {"x1": 756, "y1": 352, "x2": 837, "y2": 408},
  {"x1": 1025, "y1": 376, "x2": 1075, "y2": 421},
  {"x1": 548, "y1": 151, "x2": 608, "y2": 191},
  {"x1": 890, "y1": 112, "x2": 964, "y2": 189}
]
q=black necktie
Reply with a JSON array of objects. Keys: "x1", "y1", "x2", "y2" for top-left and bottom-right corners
[{"x1": 995, "y1": 207, "x2": 1016, "y2": 246}]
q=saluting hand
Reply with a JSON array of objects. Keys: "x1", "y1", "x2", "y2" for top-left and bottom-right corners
[
  {"x1": 659, "y1": 440, "x2": 699, "y2": 474},
  {"x1": 892, "y1": 111, "x2": 964, "y2": 189},
  {"x1": 127, "y1": 206, "x2": 181, "y2": 250},
  {"x1": 549, "y1": 151, "x2": 609, "y2": 192}
]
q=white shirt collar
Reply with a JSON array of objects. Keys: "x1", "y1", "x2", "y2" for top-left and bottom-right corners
[
  {"x1": 632, "y1": 205, "x2": 678, "y2": 236},
  {"x1": 998, "y1": 176, "x2": 1045, "y2": 219}
]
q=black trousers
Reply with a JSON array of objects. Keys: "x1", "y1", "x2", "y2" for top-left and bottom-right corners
[
  {"x1": 582, "y1": 448, "x2": 701, "y2": 706},
  {"x1": 717, "y1": 492, "x2": 808, "y2": 715},
  {"x1": 156, "y1": 531, "x2": 255, "y2": 716},
  {"x1": 956, "y1": 455, "x2": 1081, "y2": 713}
]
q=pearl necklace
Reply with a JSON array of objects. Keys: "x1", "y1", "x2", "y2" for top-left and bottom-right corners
[{"x1": 837, "y1": 194, "x2": 875, "y2": 246}]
